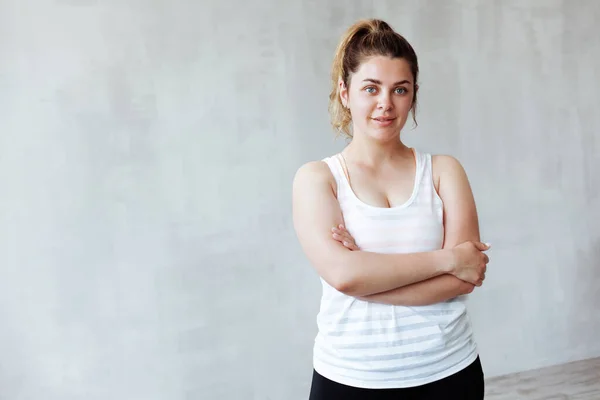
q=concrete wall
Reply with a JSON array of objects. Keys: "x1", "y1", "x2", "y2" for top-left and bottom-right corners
[{"x1": 1, "y1": 0, "x2": 599, "y2": 398}]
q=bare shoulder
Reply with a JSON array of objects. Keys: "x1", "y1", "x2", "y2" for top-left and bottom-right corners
[
  {"x1": 294, "y1": 160, "x2": 332, "y2": 180},
  {"x1": 293, "y1": 160, "x2": 336, "y2": 193},
  {"x1": 431, "y1": 155, "x2": 480, "y2": 246},
  {"x1": 431, "y1": 154, "x2": 467, "y2": 192},
  {"x1": 432, "y1": 154, "x2": 465, "y2": 173}
]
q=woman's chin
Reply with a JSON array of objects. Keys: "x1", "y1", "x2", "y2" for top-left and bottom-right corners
[{"x1": 366, "y1": 126, "x2": 401, "y2": 141}]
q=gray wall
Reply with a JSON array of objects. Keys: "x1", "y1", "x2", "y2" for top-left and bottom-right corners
[{"x1": 1, "y1": 0, "x2": 599, "y2": 399}]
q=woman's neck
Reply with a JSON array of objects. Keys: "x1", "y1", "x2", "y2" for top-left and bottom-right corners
[{"x1": 342, "y1": 133, "x2": 411, "y2": 168}]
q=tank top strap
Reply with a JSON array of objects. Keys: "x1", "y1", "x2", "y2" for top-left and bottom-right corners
[
  {"x1": 414, "y1": 150, "x2": 441, "y2": 205},
  {"x1": 322, "y1": 154, "x2": 349, "y2": 197},
  {"x1": 420, "y1": 151, "x2": 433, "y2": 188}
]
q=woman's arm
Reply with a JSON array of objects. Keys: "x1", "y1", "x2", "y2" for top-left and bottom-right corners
[
  {"x1": 354, "y1": 155, "x2": 488, "y2": 306},
  {"x1": 292, "y1": 160, "x2": 487, "y2": 298},
  {"x1": 356, "y1": 275, "x2": 474, "y2": 306}
]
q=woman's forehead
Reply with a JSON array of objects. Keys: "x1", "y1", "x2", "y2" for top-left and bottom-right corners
[{"x1": 353, "y1": 56, "x2": 413, "y2": 83}]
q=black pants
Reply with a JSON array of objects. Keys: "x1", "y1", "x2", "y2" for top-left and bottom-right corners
[{"x1": 309, "y1": 357, "x2": 484, "y2": 400}]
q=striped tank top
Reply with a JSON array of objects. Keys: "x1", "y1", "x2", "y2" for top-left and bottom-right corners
[{"x1": 313, "y1": 148, "x2": 478, "y2": 389}]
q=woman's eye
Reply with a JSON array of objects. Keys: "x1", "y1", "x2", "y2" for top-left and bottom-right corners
[
  {"x1": 395, "y1": 87, "x2": 407, "y2": 94},
  {"x1": 365, "y1": 87, "x2": 376, "y2": 93}
]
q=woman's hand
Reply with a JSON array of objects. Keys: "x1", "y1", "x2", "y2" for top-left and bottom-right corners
[
  {"x1": 450, "y1": 241, "x2": 490, "y2": 286},
  {"x1": 331, "y1": 225, "x2": 359, "y2": 251}
]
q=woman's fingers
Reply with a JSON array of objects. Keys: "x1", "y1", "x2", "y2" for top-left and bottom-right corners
[
  {"x1": 333, "y1": 232, "x2": 354, "y2": 246},
  {"x1": 334, "y1": 228, "x2": 354, "y2": 244},
  {"x1": 332, "y1": 226, "x2": 358, "y2": 250}
]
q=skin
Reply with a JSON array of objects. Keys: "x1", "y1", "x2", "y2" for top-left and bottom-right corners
[{"x1": 292, "y1": 55, "x2": 490, "y2": 304}]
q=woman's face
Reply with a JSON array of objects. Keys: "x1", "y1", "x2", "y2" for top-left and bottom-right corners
[{"x1": 341, "y1": 55, "x2": 416, "y2": 142}]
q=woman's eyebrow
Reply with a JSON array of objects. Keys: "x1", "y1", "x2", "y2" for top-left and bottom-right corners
[{"x1": 362, "y1": 78, "x2": 411, "y2": 85}]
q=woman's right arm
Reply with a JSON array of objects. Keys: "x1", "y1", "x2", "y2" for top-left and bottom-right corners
[{"x1": 292, "y1": 161, "x2": 487, "y2": 297}]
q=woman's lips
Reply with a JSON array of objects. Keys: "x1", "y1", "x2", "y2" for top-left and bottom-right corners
[{"x1": 372, "y1": 117, "x2": 396, "y2": 127}]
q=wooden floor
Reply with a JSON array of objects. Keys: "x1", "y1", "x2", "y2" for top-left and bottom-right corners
[{"x1": 485, "y1": 357, "x2": 600, "y2": 399}]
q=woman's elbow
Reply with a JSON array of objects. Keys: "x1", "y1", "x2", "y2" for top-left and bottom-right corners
[
  {"x1": 320, "y1": 262, "x2": 359, "y2": 295},
  {"x1": 332, "y1": 270, "x2": 367, "y2": 296},
  {"x1": 332, "y1": 276, "x2": 355, "y2": 294}
]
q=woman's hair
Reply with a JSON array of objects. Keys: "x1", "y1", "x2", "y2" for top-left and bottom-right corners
[{"x1": 329, "y1": 19, "x2": 419, "y2": 138}]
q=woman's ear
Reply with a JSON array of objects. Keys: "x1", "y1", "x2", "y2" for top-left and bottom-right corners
[
  {"x1": 412, "y1": 83, "x2": 419, "y2": 106},
  {"x1": 339, "y1": 79, "x2": 349, "y2": 108}
]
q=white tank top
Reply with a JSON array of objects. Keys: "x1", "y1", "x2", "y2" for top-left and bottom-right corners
[{"x1": 313, "y1": 148, "x2": 478, "y2": 389}]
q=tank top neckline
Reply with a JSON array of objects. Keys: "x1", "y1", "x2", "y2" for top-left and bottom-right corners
[{"x1": 332, "y1": 148, "x2": 423, "y2": 211}]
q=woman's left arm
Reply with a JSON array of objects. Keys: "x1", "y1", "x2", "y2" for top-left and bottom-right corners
[{"x1": 350, "y1": 155, "x2": 486, "y2": 306}]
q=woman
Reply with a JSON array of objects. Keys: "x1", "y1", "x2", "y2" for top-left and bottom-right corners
[{"x1": 292, "y1": 19, "x2": 491, "y2": 399}]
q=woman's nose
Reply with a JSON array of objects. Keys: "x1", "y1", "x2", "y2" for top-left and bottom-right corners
[{"x1": 377, "y1": 94, "x2": 393, "y2": 110}]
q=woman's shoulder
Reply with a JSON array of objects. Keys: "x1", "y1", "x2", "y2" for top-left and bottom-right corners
[
  {"x1": 293, "y1": 157, "x2": 337, "y2": 188},
  {"x1": 431, "y1": 153, "x2": 463, "y2": 169},
  {"x1": 427, "y1": 153, "x2": 467, "y2": 192},
  {"x1": 429, "y1": 153, "x2": 472, "y2": 195},
  {"x1": 411, "y1": 148, "x2": 460, "y2": 164}
]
